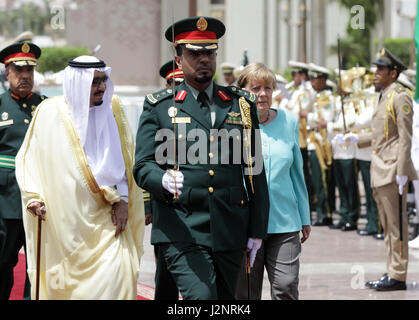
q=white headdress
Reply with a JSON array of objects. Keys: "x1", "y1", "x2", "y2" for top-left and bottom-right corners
[{"x1": 63, "y1": 56, "x2": 127, "y2": 195}]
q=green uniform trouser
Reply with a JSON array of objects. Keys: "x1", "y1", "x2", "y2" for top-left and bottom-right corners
[
  {"x1": 0, "y1": 219, "x2": 30, "y2": 300},
  {"x1": 159, "y1": 242, "x2": 244, "y2": 300},
  {"x1": 358, "y1": 160, "x2": 380, "y2": 233},
  {"x1": 333, "y1": 159, "x2": 359, "y2": 225},
  {"x1": 154, "y1": 245, "x2": 179, "y2": 300},
  {"x1": 309, "y1": 151, "x2": 332, "y2": 220}
]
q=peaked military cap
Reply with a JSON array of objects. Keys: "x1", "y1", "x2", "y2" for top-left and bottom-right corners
[
  {"x1": 165, "y1": 16, "x2": 225, "y2": 51},
  {"x1": 0, "y1": 41, "x2": 41, "y2": 66},
  {"x1": 308, "y1": 63, "x2": 331, "y2": 79},
  {"x1": 221, "y1": 62, "x2": 235, "y2": 74},
  {"x1": 289, "y1": 61, "x2": 309, "y2": 73},
  {"x1": 159, "y1": 60, "x2": 184, "y2": 83},
  {"x1": 373, "y1": 48, "x2": 407, "y2": 73}
]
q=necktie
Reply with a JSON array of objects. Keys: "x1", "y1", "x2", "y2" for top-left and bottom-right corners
[{"x1": 198, "y1": 91, "x2": 211, "y2": 126}]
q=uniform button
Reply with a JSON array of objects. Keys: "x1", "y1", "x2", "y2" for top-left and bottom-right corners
[
  {"x1": 178, "y1": 134, "x2": 183, "y2": 139},
  {"x1": 372, "y1": 150, "x2": 376, "y2": 154},
  {"x1": 209, "y1": 152, "x2": 214, "y2": 159},
  {"x1": 241, "y1": 200, "x2": 244, "y2": 205},
  {"x1": 24, "y1": 119, "x2": 29, "y2": 124},
  {"x1": 208, "y1": 187, "x2": 214, "y2": 193},
  {"x1": 372, "y1": 139, "x2": 376, "y2": 143},
  {"x1": 209, "y1": 136, "x2": 215, "y2": 142},
  {"x1": 22, "y1": 103, "x2": 27, "y2": 108},
  {"x1": 209, "y1": 170, "x2": 214, "y2": 176}
]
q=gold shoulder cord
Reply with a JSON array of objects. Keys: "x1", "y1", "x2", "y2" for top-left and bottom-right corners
[
  {"x1": 239, "y1": 97, "x2": 254, "y2": 194},
  {"x1": 384, "y1": 90, "x2": 396, "y2": 141}
]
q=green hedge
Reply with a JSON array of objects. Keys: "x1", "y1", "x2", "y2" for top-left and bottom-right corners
[
  {"x1": 36, "y1": 46, "x2": 90, "y2": 73},
  {"x1": 374, "y1": 38, "x2": 412, "y2": 67}
]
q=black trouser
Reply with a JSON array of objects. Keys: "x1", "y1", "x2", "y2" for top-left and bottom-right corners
[
  {"x1": 154, "y1": 245, "x2": 179, "y2": 300},
  {"x1": 0, "y1": 218, "x2": 30, "y2": 300},
  {"x1": 333, "y1": 159, "x2": 359, "y2": 225},
  {"x1": 159, "y1": 242, "x2": 244, "y2": 300}
]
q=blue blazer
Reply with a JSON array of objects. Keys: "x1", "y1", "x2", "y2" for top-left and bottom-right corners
[{"x1": 260, "y1": 109, "x2": 311, "y2": 233}]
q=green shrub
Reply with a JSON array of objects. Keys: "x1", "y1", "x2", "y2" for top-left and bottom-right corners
[
  {"x1": 378, "y1": 38, "x2": 412, "y2": 68},
  {"x1": 36, "y1": 46, "x2": 90, "y2": 73}
]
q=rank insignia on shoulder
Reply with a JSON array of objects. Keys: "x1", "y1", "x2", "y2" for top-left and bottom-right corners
[
  {"x1": 227, "y1": 86, "x2": 256, "y2": 103},
  {"x1": 175, "y1": 90, "x2": 187, "y2": 102},
  {"x1": 217, "y1": 90, "x2": 231, "y2": 101},
  {"x1": 146, "y1": 93, "x2": 158, "y2": 104},
  {"x1": 146, "y1": 88, "x2": 174, "y2": 105}
]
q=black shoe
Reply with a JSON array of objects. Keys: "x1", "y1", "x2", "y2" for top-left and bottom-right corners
[
  {"x1": 313, "y1": 218, "x2": 333, "y2": 226},
  {"x1": 329, "y1": 221, "x2": 345, "y2": 229},
  {"x1": 357, "y1": 229, "x2": 377, "y2": 236},
  {"x1": 373, "y1": 233, "x2": 384, "y2": 240},
  {"x1": 375, "y1": 276, "x2": 406, "y2": 291},
  {"x1": 365, "y1": 274, "x2": 388, "y2": 289},
  {"x1": 341, "y1": 223, "x2": 357, "y2": 231}
]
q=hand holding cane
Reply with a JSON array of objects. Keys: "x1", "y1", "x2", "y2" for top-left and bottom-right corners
[{"x1": 27, "y1": 202, "x2": 46, "y2": 300}]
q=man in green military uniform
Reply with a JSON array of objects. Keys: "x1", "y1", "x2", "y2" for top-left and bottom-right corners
[
  {"x1": 0, "y1": 41, "x2": 45, "y2": 299},
  {"x1": 133, "y1": 16, "x2": 269, "y2": 300}
]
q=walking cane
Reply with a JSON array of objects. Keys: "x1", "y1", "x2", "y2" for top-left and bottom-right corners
[
  {"x1": 35, "y1": 214, "x2": 42, "y2": 300},
  {"x1": 399, "y1": 193, "x2": 403, "y2": 260},
  {"x1": 247, "y1": 252, "x2": 251, "y2": 300}
]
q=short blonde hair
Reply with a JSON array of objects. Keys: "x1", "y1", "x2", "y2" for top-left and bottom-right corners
[{"x1": 237, "y1": 62, "x2": 277, "y2": 90}]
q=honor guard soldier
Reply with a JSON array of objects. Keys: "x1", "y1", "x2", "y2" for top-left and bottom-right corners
[
  {"x1": 364, "y1": 48, "x2": 417, "y2": 291},
  {"x1": 220, "y1": 62, "x2": 236, "y2": 86},
  {"x1": 0, "y1": 41, "x2": 46, "y2": 299},
  {"x1": 133, "y1": 16, "x2": 269, "y2": 300},
  {"x1": 343, "y1": 68, "x2": 382, "y2": 237},
  {"x1": 304, "y1": 63, "x2": 335, "y2": 226},
  {"x1": 327, "y1": 67, "x2": 361, "y2": 231},
  {"x1": 278, "y1": 61, "x2": 315, "y2": 215}
]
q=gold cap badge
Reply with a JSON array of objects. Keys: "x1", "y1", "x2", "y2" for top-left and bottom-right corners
[
  {"x1": 21, "y1": 43, "x2": 30, "y2": 53},
  {"x1": 380, "y1": 48, "x2": 385, "y2": 56},
  {"x1": 196, "y1": 17, "x2": 208, "y2": 31}
]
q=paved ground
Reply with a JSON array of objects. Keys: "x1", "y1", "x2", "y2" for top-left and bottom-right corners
[{"x1": 137, "y1": 211, "x2": 419, "y2": 300}]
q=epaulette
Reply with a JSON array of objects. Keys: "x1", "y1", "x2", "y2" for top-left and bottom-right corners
[
  {"x1": 226, "y1": 86, "x2": 256, "y2": 103},
  {"x1": 145, "y1": 87, "x2": 175, "y2": 105},
  {"x1": 394, "y1": 83, "x2": 411, "y2": 95}
]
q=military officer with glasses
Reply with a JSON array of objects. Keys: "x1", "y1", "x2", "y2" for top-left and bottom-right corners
[{"x1": 0, "y1": 41, "x2": 45, "y2": 300}]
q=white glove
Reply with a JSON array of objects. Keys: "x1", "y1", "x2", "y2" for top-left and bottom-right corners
[
  {"x1": 344, "y1": 132, "x2": 359, "y2": 145},
  {"x1": 162, "y1": 170, "x2": 184, "y2": 196},
  {"x1": 332, "y1": 133, "x2": 345, "y2": 145},
  {"x1": 396, "y1": 175, "x2": 408, "y2": 195},
  {"x1": 246, "y1": 238, "x2": 262, "y2": 268}
]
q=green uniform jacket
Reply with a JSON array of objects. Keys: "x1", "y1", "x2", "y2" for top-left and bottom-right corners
[
  {"x1": 0, "y1": 90, "x2": 46, "y2": 219},
  {"x1": 133, "y1": 81, "x2": 269, "y2": 252}
]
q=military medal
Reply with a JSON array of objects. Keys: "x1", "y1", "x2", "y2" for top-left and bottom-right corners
[
  {"x1": 226, "y1": 112, "x2": 243, "y2": 125},
  {"x1": 168, "y1": 106, "x2": 178, "y2": 118}
]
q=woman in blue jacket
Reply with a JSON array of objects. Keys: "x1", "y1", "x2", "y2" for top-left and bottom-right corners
[{"x1": 235, "y1": 62, "x2": 311, "y2": 300}]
